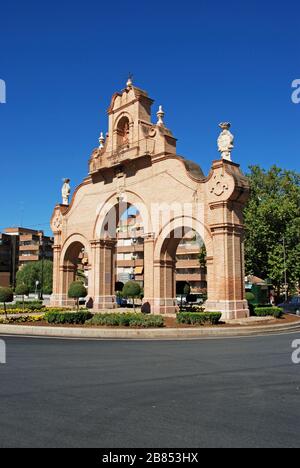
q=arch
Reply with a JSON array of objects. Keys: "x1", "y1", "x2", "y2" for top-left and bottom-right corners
[
  {"x1": 154, "y1": 216, "x2": 213, "y2": 261},
  {"x1": 149, "y1": 216, "x2": 213, "y2": 315},
  {"x1": 114, "y1": 112, "x2": 134, "y2": 148},
  {"x1": 114, "y1": 111, "x2": 134, "y2": 131},
  {"x1": 60, "y1": 233, "x2": 92, "y2": 267},
  {"x1": 93, "y1": 190, "x2": 153, "y2": 239}
]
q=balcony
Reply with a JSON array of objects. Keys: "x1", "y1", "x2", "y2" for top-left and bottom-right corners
[
  {"x1": 89, "y1": 138, "x2": 156, "y2": 174},
  {"x1": 19, "y1": 255, "x2": 39, "y2": 262},
  {"x1": 19, "y1": 244, "x2": 40, "y2": 252},
  {"x1": 117, "y1": 245, "x2": 144, "y2": 254},
  {"x1": 117, "y1": 259, "x2": 144, "y2": 268}
]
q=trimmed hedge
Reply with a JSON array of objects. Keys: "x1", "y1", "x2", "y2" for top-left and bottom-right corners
[
  {"x1": 254, "y1": 307, "x2": 283, "y2": 318},
  {"x1": 177, "y1": 312, "x2": 222, "y2": 325},
  {"x1": 44, "y1": 311, "x2": 93, "y2": 324},
  {"x1": 87, "y1": 313, "x2": 164, "y2": 328}
]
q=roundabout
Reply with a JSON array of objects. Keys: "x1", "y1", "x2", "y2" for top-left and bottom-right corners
[{"x1": 1, "y1": 331, "x2": 300, "y2": 448}]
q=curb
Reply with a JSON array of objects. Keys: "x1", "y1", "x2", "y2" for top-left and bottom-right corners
[{"x1": 1, "y1": 321, "x2": 300, "y2": 340}]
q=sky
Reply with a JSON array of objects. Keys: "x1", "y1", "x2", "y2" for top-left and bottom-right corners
[{"x1": 0, "y1": 0, "x2": 299, "y2": 236}]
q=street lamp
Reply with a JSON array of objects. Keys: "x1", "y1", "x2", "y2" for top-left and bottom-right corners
[
  {"x1": 39, "y1": 238, "x2": 45, "y2": 301},
  {"x1": 282, "y1": 236, "x2": 288, "y2": 302}
]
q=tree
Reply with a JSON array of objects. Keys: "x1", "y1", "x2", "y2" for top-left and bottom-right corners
[
  {"x1": 0, "y1": 287, "x2": 14, "y2": 319},
  {"x1": 198, "y1": 244, "x2": 207, "y2": 270},
  {"x1": 122, "y1": 281, "x2": 141, "y2": 311},
  {"x1": 244, "y1": 165, "x2": 300, "y2": 298},
  {"x1": 15, "y1": 284, "x2": 30, "y2": 311},
  {"x1": 68, "y1": 281, "x2": 87, "y2": 312},
  {"x1": 16, "y1": 260, "x2": 53, "y2": 295}
]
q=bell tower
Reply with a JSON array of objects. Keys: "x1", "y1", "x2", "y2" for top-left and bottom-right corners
[{"x1": 89, "y1": 78, "x2": 177, "y2": 174}]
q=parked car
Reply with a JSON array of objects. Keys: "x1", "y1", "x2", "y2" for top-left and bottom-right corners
[
  {"x1": 186, "y1": 294, "x2": 205, "y2": 305},
  {"x1": 278, "y1": 296, "x2": 300, "y2": 315},
  {"x1": 176, "y1": 296, "x2": 187, "y2": 306}
]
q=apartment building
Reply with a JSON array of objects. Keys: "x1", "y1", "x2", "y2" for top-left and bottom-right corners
[
  {"x1": 0, "y1": 233, "x2": 18, "y2": 287},
  {"x1": 0, "y1": 227, "x2": 54, "y2": 287},
  {"x1": 4, "y1": 227, "x2": 53, "y2": 268},
  {"x1": 116, "y1": 213, "x2": 207, "y2": 293}
]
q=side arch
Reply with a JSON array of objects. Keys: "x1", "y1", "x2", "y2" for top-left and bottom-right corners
[
  {"x1": 154, "y1": 216, "x2": 213, "y2": 261},
  {"x1": 148, "y1": 216, "x2": 213, "y2": 315},
  {"x1": 60, "y1": 233, "x2": 92, "y2": 267}
]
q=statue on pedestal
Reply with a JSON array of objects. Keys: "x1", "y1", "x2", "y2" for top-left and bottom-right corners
[
  {"x1": 217, "y1": 122, "x2": 234, "y2": 161},
  {"x1": 62, "y1": 178, "x2": 71, "y2": 205}
]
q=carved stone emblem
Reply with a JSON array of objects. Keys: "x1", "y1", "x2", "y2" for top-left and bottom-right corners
[
  {"x1": 210, "y1": 174, "x2": 229, "y2": 196},
  {"x1": 53, "y1": 211, "x2": 63, "y2": 231}
]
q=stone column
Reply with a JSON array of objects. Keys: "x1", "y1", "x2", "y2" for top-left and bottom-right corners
[
  {"x1": 50, "y1": 243, "x2": 62, "y2": 306},
  {"x1": 205, "y1": 201, "x2": 249, "y2": 320},
  {"x1": 205, "y1": 159, "x2": 250, "y2": 320},
  {"x1": 60, "y1": 265, "x2": 76, "y2": 307},
  {"x1": 92, "y1": 239, "x2": 116, "y2": 311},
  {"x1": 152, "y1": 258, "x2": 178, "y2": 315},
  {"x1": 142, "y1": 233, "x2": 154, "y2": 313}
]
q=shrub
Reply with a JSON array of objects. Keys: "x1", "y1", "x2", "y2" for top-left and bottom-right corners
[
  {"x1": 87, "y1": 313, "x2": 164, "y2": 328},
  {"x1": 68, "y1": 281, "x2": 87, "y2": 311},
  {"x1": 15, "y1": 300, "x2": 45, "y2": 311},
  {"x1": 44, "y1": 311, "x2": 92, "y2": 324},
  {"x1": 177, "y1": 312, "x2": 222, "y2": 326},
  {"x1": 122, "y1": 281, "x2": 141, "y2": 311},
  {"x1": 0, "y1": 287, "x2": 14, "y2": 318},
  {"x1": 254, "y1": 307, "x2": 283, "y2": 318},
  {"x1": 245, "y1": 292, "x2": 255, "y2": 303},
  {"x1": 15, "y1": 284, "x2": 30, "y2": 311}
]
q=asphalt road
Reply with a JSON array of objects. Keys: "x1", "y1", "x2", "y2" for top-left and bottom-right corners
[{"x1": 0, "y1": 333, "x2": 300, "y2": 448}]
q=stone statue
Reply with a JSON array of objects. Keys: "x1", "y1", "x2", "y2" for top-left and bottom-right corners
[
  {"x1": 217, "y1": 123, "x2": 234, "y2": 161},
  {"x1": 62, "y1": 178, "x2": 71, "y2": 205}
]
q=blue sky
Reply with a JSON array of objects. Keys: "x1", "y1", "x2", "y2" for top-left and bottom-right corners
[{"x1": 0, "y1": 0, "x2": 299, "y2": 236}]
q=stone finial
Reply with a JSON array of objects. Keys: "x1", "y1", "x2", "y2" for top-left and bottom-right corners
[
  {"x1": 126, "y1": 74, "x2": 133, "y2": 89},
  {"x1": 98, "y1": 132, "x2": 105, "y2": 149},
  {"x1": 62, "y1": 178, "x2": 71, "y2": 206},
  {"x1": 156, "y1": 105, "x2": 165, "y2": 127},
  {"x1": 217, "y1": 122, "x2": 234, "y2": 161}
]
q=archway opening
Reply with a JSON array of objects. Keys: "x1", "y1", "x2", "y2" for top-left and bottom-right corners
[
  {"x1": 175, "y1": 230, "x2": 207, "y2": 309},
  {"x1": 62, "y1": 241, "x2": 89, "y2": 297},
  {"x1": 116, "y1": 116, "x2": 130, "y2": 148},
  {"x1": 159, "y1": 225, "x2": 208, "y2": 313},
  {"x1": 102, "y1": 203, "x2": 145, "y2": 308}
]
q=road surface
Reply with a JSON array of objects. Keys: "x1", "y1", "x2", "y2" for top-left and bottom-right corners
[{"x1": 0, "y1": 333, "x2": 300, "y2": 448}]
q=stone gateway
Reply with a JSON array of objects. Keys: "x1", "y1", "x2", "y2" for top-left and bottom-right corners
[{"x1": 50, "y1": 80, "x2": 250, "y2": 320}]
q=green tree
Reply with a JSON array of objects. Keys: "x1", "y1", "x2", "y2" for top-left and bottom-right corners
[
  {"x1": 15, "y1": 284, "x2": 30, "y2": 311},
  {"x1": 0, "y1": 287, "x2": 14, "y2": 318},
  {"x1": 68, "y1": 281, "x2": 87, "y2": 312},
  {"x1": 122, "y1": 281, "x2": 141, "y2": 311},
  {"x1": 198, "y1": 244, "x2": 207, "y2": 269},
  {"x1": 244, "y1": 165, "x2": 300, "y2": 297},
  {"x1": 16, "y1": 260, "x2": 53, "y2": 295}
]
